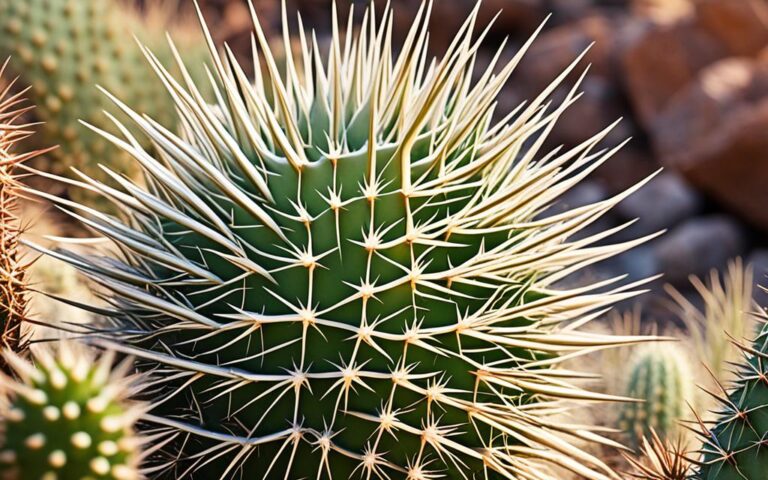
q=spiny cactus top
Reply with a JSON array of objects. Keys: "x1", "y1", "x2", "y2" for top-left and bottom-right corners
[
  {"x1": 35, "y1": 2, "x2": 657, "y2": 479},
  {"x1": 693, "y1": 315, "x2": 768, "y2": 480},
  {"x1": 0, "y1": 344, "x2": 142, "y2": 480}
]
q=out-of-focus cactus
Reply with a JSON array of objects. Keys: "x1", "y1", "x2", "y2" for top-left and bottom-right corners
[
  {"x1": 0, "y1": 0, "x2": 207, "y2": 203},
  {"x1": 619, "y1": 344, "x2": 695, "y2": 447},
  {"x1": 693, "y1": 315, "x2": 768, "y2": 480},
  {"x1": 0, "y1": 344, "x2": 142, "y2": 480}
]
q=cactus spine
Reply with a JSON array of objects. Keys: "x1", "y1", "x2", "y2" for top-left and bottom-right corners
[
  {"x1": 0, "y1": 0, "x2": 205, "y2": 200},
  {"x1": 0, "y1": 344, "x2": 142, "y2": 480},
  {"x1": 0, "y1": 62, "x2": 48, "y2": 369},
  {"x1": 37, "y1": 3, "x2": 659, "y2": 479},
  {"x1": 693, "y1": 316, "x2": 768, "y2": 479},
  {"x1": 620, "y1": 344, "x2": 695, "y2": 447}
]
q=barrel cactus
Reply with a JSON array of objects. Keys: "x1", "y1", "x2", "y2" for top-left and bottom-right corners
[
  {"x1": 619, "y1": 343, "x2": 695, "y2": 448},
  {"x1": 0, "y1": 0, "x2": 206, "y2": 201},
  {"x1": 693, "y1": 315, "x2": 768, "y2": 479},
  {"x1": 34, "y1": 3, "x2": 659, "y2": 479},
  {"x1": 0, "y1": 344, "x2": 142, "y2": 480}
]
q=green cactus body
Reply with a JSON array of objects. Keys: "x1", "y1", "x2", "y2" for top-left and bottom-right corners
[
  {"x1": 694, "y1": 320, "x2": 768, "y2": 480},
  {"x1": 619, "y1": 344, "x2": 694, "y2": 448},
  {"x1": 0, "y1": 346, "x2": 141, "y2": 480},
  {"x1": 0, "y1": 0, "x2": 205, "y2": 199},
  {"x1": 37, "y1": 3, "x2": 658, "y2": 479}
]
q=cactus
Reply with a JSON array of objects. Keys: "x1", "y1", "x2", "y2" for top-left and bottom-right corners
[
  {"x1": 619, "y1": 344, "x2": 695, "y2": 448},
  {"x1": 0, "y1": 62, "x2": 49, "y2": 370},
  {"x1": 34, "y1": 3, "x2": 661, "y2": 479},
  {"x1": 692, "y1": 315, "x2": 768, "y2": 480},
  {"x1": 0, "y1": 0, "x2": 206, "y2": 201},
  {"x1": 0, "y1": 344, "x2": 142, "y2": 480}
]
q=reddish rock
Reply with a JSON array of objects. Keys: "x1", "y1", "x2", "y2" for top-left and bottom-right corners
[
  {"x1": 622, "y1": 0, "x2": 768, "y2": 128},
  {"x1": 622, "y1": 20, "x2": 727, "y2": 127},
  {"x1": 696, "y1": 0, "x2": 768, "y2": 56},
  {"x1": 652, "y1": 55, "x2": 768, "y2": 229}
]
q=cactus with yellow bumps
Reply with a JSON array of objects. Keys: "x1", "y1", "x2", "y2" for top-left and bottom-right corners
[
  {"x1": 0, "y1": 0, "x2": 206, "y2": 203},
  {"x1": 0, "y1": 345, "x2": 142, "y2": 480}
]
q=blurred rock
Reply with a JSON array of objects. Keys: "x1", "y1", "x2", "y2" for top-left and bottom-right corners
[
  {"x1": 655, "y1": 216, "x2": 746, "y2": 285},
  {"x1": 615, "y1": 172, "x2": 701, "y2": 238},
  {"x1": 594, "y1": 147, "x2": 658, "y2": 195},
  {"x1": 622, "y1": 21, "x2": 726, "y2": 127},
  {"x1": 652, "y1": 55, "x2": 768, "y2": 229},
  {"x1": 696, "y1": 0, "x2": 768, "y2": 56},
  {"x1": 622, "y1": 0, "x2": 768, "y2": 128}
]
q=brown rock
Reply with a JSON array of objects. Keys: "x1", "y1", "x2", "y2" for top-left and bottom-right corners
[
  {"x1": 622, "y1": 0, "x2": 768, "y2": 128},
  {"x1": 652, "y1": 55, "x2": 768, "y2": 229},
  {"x1": 696, "y1": 0, "x2": 768, "y2": 56},
  {"x1": 622, "y1": 20, "x2": 727, "y2": 127}
]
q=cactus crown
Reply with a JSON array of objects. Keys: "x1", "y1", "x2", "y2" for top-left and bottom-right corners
[
  {"x1": 35, "y1": 2, "x2": 657, "y2": 479},
  {"x1": 0, "y1": 344, "x2": 142, "y2": 480}
]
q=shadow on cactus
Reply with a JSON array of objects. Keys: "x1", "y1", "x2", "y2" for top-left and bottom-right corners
[
  {"x1": 0, "y1": 343, "x2": 143, "y2": 479},
  {"x1": 27, "y1": 2, "x2": 664, "y2": 478}
]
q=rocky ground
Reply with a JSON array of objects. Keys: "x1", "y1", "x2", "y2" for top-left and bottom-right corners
[{"x1": 145, "y1": 0, "x2": 768, "y2": 321}]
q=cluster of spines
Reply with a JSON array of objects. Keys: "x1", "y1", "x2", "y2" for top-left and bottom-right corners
[
  {"x1": 0, "y1": 59, "x2": 50, "y2": 372},
  {"x1": 692, "y1": 313, "x2": 768, "y2": 479},
  {"x1": 625, "y1": 430, "x2": 692, "y2": 480},
  {"x1": 0, "y1": 344, "x2": 142, "y2": 480},
  {"x1": 619, "y1": 343, "x2": 694, "y2": 448}
]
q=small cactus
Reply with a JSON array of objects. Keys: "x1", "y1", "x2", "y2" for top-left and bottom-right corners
[
  {"x1": 0, "y1": 344, "x2": 142, "y2": 480},
  {"x1": 693, "y1": 315, "x2": 768, "y2": 480},
  {"x1": 0, "y1": 0, "x2": 206, "y2": 202},
  {"x1": 619, "y1": 343, "x2": 695, "y2": 447}
]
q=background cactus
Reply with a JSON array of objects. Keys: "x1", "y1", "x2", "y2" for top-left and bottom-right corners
[
  {"x1": 35, "y1": 3, "x2": 661, "y2": 479},
  {"x1": 0, "y1": 0, "x2": 206, "y2": 203},
  {"x1": 619, "y1": 343, "x2": 695, "y2": 448},
  {"x1": 0, "y1": 344, "x2": 142, "y2": 480},
  {"x1": 693, "y1": 313, "x2": 768, "y2": 480}
]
